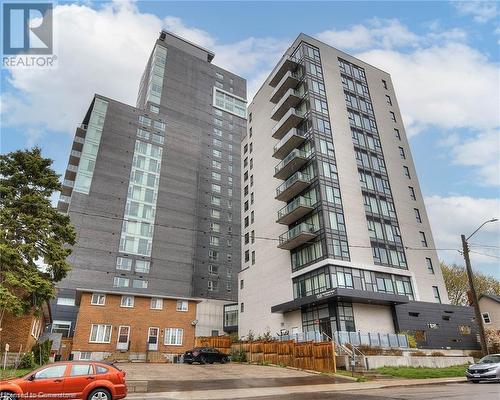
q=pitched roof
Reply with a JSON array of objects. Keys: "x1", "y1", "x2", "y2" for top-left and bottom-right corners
[{"x1": 480, "y1": 294, "x2": 500, "y2": 303}]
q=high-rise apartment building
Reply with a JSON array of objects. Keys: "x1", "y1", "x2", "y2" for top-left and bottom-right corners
[
  {"x1": 239, "y1": 34, "x2": 477, "y2": 349},
  {"x1": 51, "y1": 31, "x2": 246, "y2": 359}
]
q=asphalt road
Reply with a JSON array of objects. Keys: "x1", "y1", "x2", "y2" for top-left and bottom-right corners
[{"x1": 228, "y1": 382, "x2": 500, "y2": 400}]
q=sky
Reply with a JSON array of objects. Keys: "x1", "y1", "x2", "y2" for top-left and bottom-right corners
[{"x1": 1, "y1": 0, "x2": 499, "y2": 277}]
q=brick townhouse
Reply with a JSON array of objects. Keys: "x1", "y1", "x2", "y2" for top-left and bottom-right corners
[{"x1": 71, "y1": 290, "x2": 199, "y2": 362}]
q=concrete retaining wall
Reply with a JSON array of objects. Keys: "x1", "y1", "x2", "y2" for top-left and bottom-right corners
[{"x1": 365, "y1": 355, "x2": 473, "y2": 369}]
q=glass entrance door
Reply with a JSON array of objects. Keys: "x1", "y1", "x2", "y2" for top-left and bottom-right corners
[{"x1": 148, "y1": 327, "x2": 159, "y2": 351}]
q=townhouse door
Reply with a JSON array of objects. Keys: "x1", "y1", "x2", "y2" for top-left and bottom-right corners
[
  {"x1": 116, "y1": 326, "x2": 130, "y2": 350},
  {"x1": 148, "y1": 327, "x2": 159, "y2": 351}
]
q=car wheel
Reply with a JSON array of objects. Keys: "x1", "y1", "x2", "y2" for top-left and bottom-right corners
[
  {"x1": 220, "y1": 357, "x2": 226, "y2": 364},
  {"x1": 88, "y1": 388, "x2": 112, "y2": 400},
  {"x1": 199, "y1": 356, "x2": 207, "y2": 365},
  {"x1": 186, "y1": 361, "x2": 193, "y2": 364},
  {"x1": 471, "y1": 380, "x2": 480, "y2": 384},
  {"x1": 0, "y1": 392, "x2": 16, "y2": 400}
]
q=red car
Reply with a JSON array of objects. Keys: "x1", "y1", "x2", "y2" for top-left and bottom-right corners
[{"x1": 0, "y1": 361, "x2": 127, "y2": 400}]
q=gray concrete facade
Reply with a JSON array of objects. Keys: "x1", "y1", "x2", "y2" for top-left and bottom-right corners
[{"x1": 52, "y1": 31, "x2": 246, "y2": 336}]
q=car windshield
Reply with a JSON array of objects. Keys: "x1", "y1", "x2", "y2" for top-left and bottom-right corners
[{"x1": 478, "y1": 355, "x2": 500, "y2": 364}]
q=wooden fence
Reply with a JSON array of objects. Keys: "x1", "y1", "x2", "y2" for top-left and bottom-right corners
[{"x1": 194, "y1": 336, "x2": 232, "y2": 354}]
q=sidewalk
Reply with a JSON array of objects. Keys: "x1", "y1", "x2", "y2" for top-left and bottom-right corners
[{"x1": 126, "y1": 377, "x2": 467, "y2": 399}]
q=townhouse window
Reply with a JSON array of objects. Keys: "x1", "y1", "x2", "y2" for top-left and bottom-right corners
[
  {"x1": 482, "y1": 312, "x2": 491, "y2": 324},
  {"x1": 386, "y1": 95, "x2": 392, "y2": 105},
  {"x1": 399, "y1": 146, "x2": 406, "y2": 159},
  {"x1": 113, "y1": 277, "x2": 130, "y2": 288},
  {"x1": 209, "y1": 250, "x2": 219, "y2": 260},
  {"x1": 240, "y1": 303, "x2": 244, "y2": 313},
  {"x1": 116, "y1": 257, "x2": 132, "y2": 271},
  {"x1": 135, "y1": 260, "x2": 150, "y2": 273},
  {"x1": 419, "y1": 231, "x2": 428, "y2": 247},
  {"x1": 244, "y1": 250, "x2": 250, "y2": 262},
  {"x1": 426, "y1": 258, "x2": 434, "y2": 274},
  {"x1": 251, "y1": 251, "x2": 255, "y2": 265},
  {"x1": 208, "y1": 280, "x2": 218, "y2": 291},
  {"x1": 89, "y1": 324, "x2": 112, "y2": 343},
  {"x1": 51, "y1": 320, "x2": 71, "y2": 337},
  {"x1": 382, "y1": 79, "x2": 388, "y2": 89},
  {"x1": 211, "y1": 209, "x2": 220, "y2": 219},
  {"x1": 57, "y1": 297, "x2": 75, "y2": 306},
  {"x1": 164, "y1": 328, "x2": 183, "y2": 345},
  {"x1": 403, "y1": 166, "x2": 411, "y2": 179},
  {"x1": 150, "y1": 298, "x2": 163, "y2": 310},
  {"x1": 240, "y1": 280, "x2": 244, "y2": 289},
  {"x1": 120, "y1": 296, "x2": 134, "y2": 308},
  {"x1": 433, "y1": 286, "x2": 441, "y2": 303},
  {"x1": 176, "y1": 300, "x2": 188, "y2": 311},
  {"x1": 394, "y1": 128, "x2": 401, "y2": 140},
  {"x1": 409, "y1": 186, "x2": 416, "y2": 200},
  {"x1": 414, "y1": 208, "x2": 422, "y2": 223},
  {"x1": 91, "y1": 293, "x2": 106, "y2": 305}
]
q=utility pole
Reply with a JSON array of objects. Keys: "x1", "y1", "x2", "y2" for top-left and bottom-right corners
[{"x1": 461, "y1": 234, "x2": 488, "y2": 355}]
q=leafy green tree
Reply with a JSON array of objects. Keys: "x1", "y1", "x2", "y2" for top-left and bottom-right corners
[
  {"x1": 440, "y1": 261, "x2": 500, "y2": 305},
  {"x1": 0, "y1": 148, "x2": 76, "y2": 326}
]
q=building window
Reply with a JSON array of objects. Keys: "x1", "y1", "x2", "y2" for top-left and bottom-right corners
[
  {"x1": 114, "y1": 277, "x2": 130, "y2": 288},
  {"x1": 212, "y1": 160, "x2": 221, "y2": 169},
  {"x1": 251, "y1": 251, "x2": 255, "y2": 265},
  {"x1": 394, "y1": 128, "x2": 401, "y2": 140},
  {"x1": 213, "y1": 87, "x2": 247, "y2": 118},
  {"x1": 116, "y1": 257, "x2": 132, "y2": 271},
  {"x1": 403, "y1": 166, "x2": 411, "y2": 179},
  {"x1": 31, "y1": 318, "x2": 42, "y2": 339},
  {"x1": 414, "y1": 208, "x2": 422, "y2": 223},
  {"x1": 132, "y1": 279, "x2": 148, "y2": 289},
  {"x1": 210, "y1": 236, "x2": 220, "y2": 246},
  {"x1": 51, "y1": 320, "x2": 71, "y2": 337},
  {"x1": 79, "y1": 352, "x2": 92, "y2": 361},
  {"x1": 399, "y1": 146, "x2": 406, "y2": 159},
  {"x1": 211, "y1": 196, "x2": 221, "y2": 206},
  {"x1": 208, "y1": 280, "x2": 218, "y2": 291},
  {"x1": 390, "y1": 111, "x2": 396, "y2": 122},
  {"x1": 164, "y1": 328, "x2": 183, "y2": 345},
  {"x1": 419, "y1": 231, "x2": 428, "y2": 247},
  {"x1": 244, "y1": 250, "x2": 249, "y2": 263},
  {"x1": 208, "y1": 250, "x2": 218, "y2": 260},
  {"x1": 409, "y1": 186, "x2": 416, "y2": 200},
  {"x1": 226, "y1": 282, "x2": 232, "y2": 292},
  {"x1": 382, "y1": 79, "x2": 388, "y2": 89},
  {"x1": 482, "y1": 312, "x2": 491, "y2": 324},
  {"x1": 120, "y1": 296, "x2": 134, "y2": 308},
  {"x1": 210, "y1": 222, "x2": 220, "y2": 233},
  {"x1": 240, "y1": 303, "x2": 244, "y2": 313},
  {"x1": 149, "y1": 104, "x2": 159, "y2": 114},
  {"x1": 91, "y1": 293, "x2": 106, "y2": 305},
  {"x1": 153, "y1": 120, "x2": 166, "y2": 131},
  {"x1": 176, "y1": 300, "x2": 188, "y2": 312},
  {"x1": 385, "y1": 95, "x2": 392, "y2": 105},
  {"x1": 89, "y1": 324, "x2": 112, "y2": 343},
  {"x1": 138, "y1": 115, "x2": 151, "y2": 126},
  {"x1": 150, "y1": 298, "x2": 163, "y2": 310},
  {"x1": 426, "y1": 258, "x2": 434, "y2": 274},
  {"x1": 240, "y1": 279, "x2": 244, "y2": 289},
  {"x1": 216, "y1": 72, "x2": 224, "y2": 81},
  {"x1": 433, "y1": 286, "x2": 441, "y2": 303},
  {"x1": 135, "y1": 260, "x2": 150, "y2": 274},
  {"x1": 212, "y1": 149, "x2": 221, "y2": 158},
  {"x1": 57, "y1": 297, "x2": 75, "y2": 306}
]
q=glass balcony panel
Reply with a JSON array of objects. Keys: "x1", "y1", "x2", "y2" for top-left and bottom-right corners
[
  {"x1": 273, "y1": 128, "x2": 306, "y2": 159},
  {"x1": 272, "y1": 108, "x2": 306, "y2": 140},
  {"x1": 269, "y1": 56, "x2": 300, "y2": 87},
  {"x1": 278, "y1": 222, "x2": 317, "y2": 250},
  {"x1": 274, "y1": 149, "x2": 309, "y2": 180},
  {"x1": 276, "y1": 196, "x2": 314, "y2": 225},
  {"x1": 275, "y1": 172, "x2": 311, "y2": 202},
  {"x1": 271, "y1": 88, "x2": 304, "y2": 121},
  {"x1": 270, "y1": 71, "x2": 301, "y2": 103}
]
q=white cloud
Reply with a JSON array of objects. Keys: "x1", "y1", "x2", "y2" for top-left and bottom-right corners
[
  {"x1": 449, "y1": 129, "x2": 500, "y2": 186},
  {"x1": 454, "y1": 1, "x2": 499, "y2": 23},
  {"x1": 425, "y1": 195, "x2": 500, "y2": 276}
]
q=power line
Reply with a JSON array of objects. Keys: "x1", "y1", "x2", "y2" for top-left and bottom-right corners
[
  {"x1": 469, "y1": 250, "x2": 500, "y2": 260},
  {"x1": 469, "y1": 243, "x2": 500, "y2": 249}
]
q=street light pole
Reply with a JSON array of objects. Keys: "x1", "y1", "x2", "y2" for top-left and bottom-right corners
[
  {"x1": 461, "y1": 218, "x2": 498, "y2": 356},
  {"x1": 461, "y1": 234, "x2": 488, "y2": 355}
]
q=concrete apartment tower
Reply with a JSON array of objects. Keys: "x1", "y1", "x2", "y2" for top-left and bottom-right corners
[
  {"x1": 239, "y1": 33, "x2": 477, "y2": 350},
  {"x1": 51, "y1": 31, "x2": 246, "y2": 359}
]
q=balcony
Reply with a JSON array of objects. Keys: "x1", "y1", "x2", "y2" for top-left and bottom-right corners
[
  {"x1": 276, "y1": 196, "x2": 314, "y2": 225},
  {"x1": 278, "y1": 222, "x2": 317, "y2": 250},
  {"x1": 269, "y1": 56, "x2": 300, "y2": 87},
  {"x1": 273, "y1": 128, "x2": 306, "y2": 159},
  {"x1": 274, "y1": 149, "x2": 309, "y2": 180},
  {"x1": 271, "y1": 88, "x2": 304, "y2": 121},
  {"x1": 63, "y1": 179, "x2": 74, "y2": 188},
  {"x1": 272, "y1": 108, "x2": 306, "y2": 140},
  {"x1": 275, "y1": 172, "x2": 311, "y2": 202},
  {"x1": 270, "y1": 71, "x2": 301, "y2": 103}
]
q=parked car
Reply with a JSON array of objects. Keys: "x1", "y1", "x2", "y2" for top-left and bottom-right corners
[
  {"x1": 183, "y1": 347, "x2": 229, "y2": 364},
  {"x1": 466, "y1": 353, "x2": 500, "y2": 383},
  {"x1": 0, "y1": 361, "x2": 127, "y2": 400}
]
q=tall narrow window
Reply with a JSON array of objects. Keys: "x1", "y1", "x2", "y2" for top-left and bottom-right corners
[
  {"x1": 399, "y1": 146, "x2": 406, "y2": 159},
  {"x1": 419, "y1": 231, "x2": 428, "y2": 247},
  {"x1": 426, "y1": 258, "x2": 434, "y2": 274},
  {"x1": 433, "y1": 286, "x2": 441, "y2": 303},
  {"x1": 409, "y1": 186, "x2": 416, "y2": 200},
  {"x1": 403, "y1": 166, "x2": 411, "y2": 179},
  {"x1": 385, "y1": 95, "x2": 392, "y2": 105},
  {"x1": 414, "y1": 208, "x2": 422, "y2": 223}
]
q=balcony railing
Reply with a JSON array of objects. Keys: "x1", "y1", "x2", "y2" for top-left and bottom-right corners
[
  {"x1": 271, "y1": 88, "x2": 305, "y2": 121},
  {"x1": 74, "y1": 136, "x2": 85, "y2": 144},
  {"x1": 62, "y1": 179, "x2": 75, "y2": 188},
  {"x1": 59, "y1": 194, "x2": 71, "y2": 204},
  {"x1": 270, "y1": 71, "x2": 302, "y2": 103},
  {"x1": 274, "y1": 149, "x2": 309, "y2": 180},
  {"x1": 273, "y1": 128, "x2": 306, "y2": 159},
  {"x1": 276, "y1": 196, "x2": 314, "y2": 225},
  {"x1": 278, "y1": 222, "x2": 317, "y2": 250},
  {"x1": 67, "y1": 164, "x2": 78, "y2": 172},
  {"x1": 70, "y1": 150, "x2": 82, "y2": 158},
  {"x1": 269, "y1": 55, "x2": 300, "y2": 87},
  {"x1": 272, "y1": 108, "x2": 306, "y2": 140},
  {"x1": 275, "y1": 171, "x2": 311, "y2": 202}
]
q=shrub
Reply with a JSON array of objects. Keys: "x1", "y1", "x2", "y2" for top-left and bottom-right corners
[
  {"x1": 247, "y1": 330, "x2": 255, "y2": 342},
  {"x1": 486, "y1": 328, "x2": 500, "y2": 353},
  {"x1": 468, "y1": 350, "x2": 484, "y2": 360},
  {"x1": 398, "y1": 331, "x2": 417, "y2": 348},
  {"x1": 18, "y1": 352, "x2": 35, "y2": 369},
  {"x1": 357, "y1": 345, "x2": 383, "y2": 355},
  {"x1": 230, "y1": 349, "x2": 247, "y2": 362},
  {"x1": 430, "y1": 351, "x2": 445, "y2": 357},
  {"x1": 32, "y1": 340, "x2": 52, "y2": 365},
  {"x1": 384, "y1": 349, "x2": 403, "y2": 356},
  {"x1": 262, "y1": 328, "x2": 273, "y2": 342},
  {"x1": 410, "y1": 350, "x2": 427, "y2": 356}
]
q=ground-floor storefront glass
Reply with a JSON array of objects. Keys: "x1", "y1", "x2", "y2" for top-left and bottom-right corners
[{"x1": 301, "y1": 301, "x2": 355, "y2": 338}]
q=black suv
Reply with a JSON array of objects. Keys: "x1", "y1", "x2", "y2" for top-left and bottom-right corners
[{"x1": 183, "y1": 347, "x2": 230, "y2": 364}]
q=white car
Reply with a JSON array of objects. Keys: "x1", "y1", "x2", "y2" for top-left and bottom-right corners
[{"x1": 466, "y1": 354, "x2": 500, "y2": 383}]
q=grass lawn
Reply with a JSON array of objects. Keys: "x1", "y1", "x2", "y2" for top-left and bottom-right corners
[
  {"x1": 376, "y1": 364, "x2": 469, "y2": 379},
  {"x1": 0, "y1": 368, "x2": 34, "y2": 380}
]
